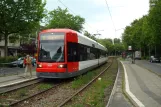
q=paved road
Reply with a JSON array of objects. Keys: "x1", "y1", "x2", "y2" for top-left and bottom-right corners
[
  {"x1": 135, "y1": 60, "x2": 161, "y2": 76},
  {"x1": 123, "y1": 61, "x2": 161, "y2": 107},
  {"x1": 0, "y1": 66, "x2": 36, "y2": 76}
]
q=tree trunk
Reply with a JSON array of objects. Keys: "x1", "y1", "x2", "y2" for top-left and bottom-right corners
[
  {"x1": 144, "y1": 48, "x2": 145, "y2": 57},
  {"x1": 155, "y1": 46, "x2": 156, "y2": 56},
  {"x1": 149, "y1": 46, "x2": 150, "y2": 57},
  {"x1": 4, "y1": 33, "x2": 8, "y2": 58}
]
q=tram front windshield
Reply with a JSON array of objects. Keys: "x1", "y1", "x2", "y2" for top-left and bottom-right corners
[{"x1": 38, "y1": 32, "x2": 65, "y2": 62}]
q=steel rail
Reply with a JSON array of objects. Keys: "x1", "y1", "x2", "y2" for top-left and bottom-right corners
[
  {"x1": 9, "y1": 83, "x2": 62, "y2": 106},
  {"x1": 58, "y1": 57, "x2": 114, "y2": 107}
]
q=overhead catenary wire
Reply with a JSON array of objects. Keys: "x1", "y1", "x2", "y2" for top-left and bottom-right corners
[
  {"x1": 104, "y1": 0, "x2": 116, "y2": 32},
  {"x1": 58, "y1": 0, "x2": 76, "y2": 15},
  {"x1": 104, "y1": 0, "x2": 117, "y2": 42},
  {"x1": 57, "y1": 0, "x2": 99, "y2": 34}
]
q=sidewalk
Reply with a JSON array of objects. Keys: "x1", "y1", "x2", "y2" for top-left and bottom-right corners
[
  {"x1": 107, "y1": 61, "x2": 133, "y2": 107},
  {"x1": 122, "y1": 61, "x2": 161, "y2": 107},
  {"x1": 0, "y1": 71, "x2": 37, "y2": 87}
]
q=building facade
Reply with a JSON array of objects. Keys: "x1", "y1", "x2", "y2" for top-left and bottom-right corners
[{"x1": 0, "y1": 36, "x2": 20, "y2": 57}]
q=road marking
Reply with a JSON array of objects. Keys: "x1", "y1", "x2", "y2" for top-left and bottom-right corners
[{"x1": 121, "y1": 61, "x2": 145, "y2": 107}]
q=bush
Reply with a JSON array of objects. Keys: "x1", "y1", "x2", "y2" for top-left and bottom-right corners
[
  {"x1": 0, "y1": 56, "x2": 18, "y2": 63},
  {"x1": 146, "y1": 56, "x2": 150, "y2": 60},
  {"x1": 141, "y1": 56, "x2": 149, "y2": 60},
  {"x1": 17, "y1": 53, "x2": 26, "y2": 58},
  {"x1": 141, "y1": 56, "x2": 145, "y2": 60}
]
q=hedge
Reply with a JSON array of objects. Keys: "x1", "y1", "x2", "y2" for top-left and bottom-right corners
[{"x1": 0, "y1": 56, "x2": 18, "y2": 63}]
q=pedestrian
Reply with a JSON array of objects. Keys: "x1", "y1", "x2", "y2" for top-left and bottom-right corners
[
  {"x1": 24, "y1": 56, "x2": 27, "y2": 76},
  {"x1": 24, "y1": 55, "x2": 32, "y2": 78}
]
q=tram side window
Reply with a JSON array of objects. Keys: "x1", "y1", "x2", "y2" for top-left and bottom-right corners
[
  {"x1": 90, "y1": 47, "x2": 97, "y2": 60},
  {"x1": 97, "y1": 49, "x2": 100, "y2": 59},
  {"x1": 100, "y1": 50, "x2": 107, "y2": 58},
  {"x1": 78, "y1": 44, "x2": 98, "y2": 61},
  {"x1": 99, "y1": 50, "x2": 105, "y2": 58},
  {"x1": 79, "y1": 44, "x2": 87, "y2": 61},
  {"x1": 67, "y1": 42, "x2": 79, "y2": 62},
  {"x1": 87, "y1": 47, "x2": 90, "y2": 60}
]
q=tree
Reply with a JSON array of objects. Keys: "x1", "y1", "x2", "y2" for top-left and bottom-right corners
[
  {"x1": 106, "y1": 38, "x2": 113, "y2": 44},
  {"x1": 46, "y1": 7, "x2": 85, "y2": 32},
  {"x1": 122, "y1": 0, "x2": 161, "y2": 57},
  {"x1": 114, "y1": 38, "x2": 120, "y2": 44},
  {"x1": 148, "y1": 0, "x2": 161, "y2": 45},
  {"x1": 98, "y1": 38, "x2": 114, "y2": 55},
  {"x1": 122, "y1": 26, "x2": 133, "y2": 49},
  {"x1": 84, "y1": 30, "x2": 96, "y2": 41},
  {"x1": 0, "y1": 0, "x2": 46, "y2": 57},
  {"x1": 113, "y1": 43, "x2": 125, "y2": 55}
]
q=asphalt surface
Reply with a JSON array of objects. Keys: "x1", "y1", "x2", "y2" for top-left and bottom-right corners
[
  {"x1": 123, "y1": 61, "x2": 161, "y2": 107},
  {"x1": 0, "y1": 66, "x2": 36, "y2": 76},
  {"x1": 135, "y1": 60, "x2": 161, "y2": 76}
]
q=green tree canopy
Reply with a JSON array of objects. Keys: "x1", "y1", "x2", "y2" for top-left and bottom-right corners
[
  {"x1": 148, "y1": 0, "x2": 161, "y2": 45},
  {"x1": 114, "y1": 38, "x2": 120, "y2": 44},
  {"x1": 46, "y1": 7, "x2": 85, "y2": 32},
  {"x1": 122, "y1": 0, "x2": 161, "y2": 57},
  {"x1": 0, "y1": 0, "x2": 46, "y2": 57},
  {"x1": 84, "y1": 30, "x2": 96, "y2": 41}
]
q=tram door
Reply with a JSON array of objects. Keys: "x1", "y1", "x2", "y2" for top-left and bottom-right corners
[{"x1": 67, "y1": 42, "x2": 79, "y2": 72}]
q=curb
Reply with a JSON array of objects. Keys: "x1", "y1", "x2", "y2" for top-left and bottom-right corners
[
  {"x1": 0, "y1": 77, "x2": 38, "y2": 88},
  {"x1": 120, "y1": 61, "x2": 145, "y2": 107},
  {"x1": 106, "y1": 60, "x2": 120, "y2": 107}
]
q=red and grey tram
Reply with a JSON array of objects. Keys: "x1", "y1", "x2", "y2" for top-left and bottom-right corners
[{"x1": 36, "y1": 29, "x2": 108, "y2": 78}]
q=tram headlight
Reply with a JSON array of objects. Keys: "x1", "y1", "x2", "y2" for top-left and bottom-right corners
[
  {"x1": 58, "y1": 64, "x2": 67, "y2": 68},
  {"x1": 37, "y1": 64, "x2": 42, "y2": 68}
]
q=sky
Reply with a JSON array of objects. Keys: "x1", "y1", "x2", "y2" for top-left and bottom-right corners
[{"x1": 45, "y1": 0, "x2": 149, "y2": 39}]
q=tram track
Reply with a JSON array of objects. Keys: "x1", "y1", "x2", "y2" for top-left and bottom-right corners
[
  {"x1": 10, "y1": 83, "x2": 62, "y2": 107},
  {"x1": 12, "y1": 59, "x2": 112, "y2": 107},
  {"x1": 0, "y1": 57, "x2": 117, "y2": 107},
  {"x1": 58, "y1": 57, "x2": 116, "y2": 107},
  {"x1": 0, "y1": 79, "x2": 68, "y2": 107}
]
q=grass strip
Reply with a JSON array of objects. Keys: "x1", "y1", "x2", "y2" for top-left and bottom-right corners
[
  {"x1": 71, "y1": 63, "x2": 109, "y2": 89},
  {"x1": 65, "y1": 59, "x2": 117, "y2": 107}
]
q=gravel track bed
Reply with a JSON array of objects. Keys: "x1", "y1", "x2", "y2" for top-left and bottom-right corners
[
  {"x1": 0, "y1": 81, "x2": 56, "y2": 106},
  {"x1": 12, "y1": 60, "x2": 111, "y2": 107}
]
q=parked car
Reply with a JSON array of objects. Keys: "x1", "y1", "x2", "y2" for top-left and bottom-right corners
[
  {"x1": 149, "y1": 56, "x2": 160, "y2": 63},
  {"x1": 8, "y1": 60, "x2": 19, "y2": 67},
  {"x1": 17, "y1": 57, "x2": 25, "y2": 68},
  {"x1": 18, "y1": 57, "x2": 36, "y2": 68},
  {"x1": 9, "y1": 57, "x2": 36, "y2": 68}
]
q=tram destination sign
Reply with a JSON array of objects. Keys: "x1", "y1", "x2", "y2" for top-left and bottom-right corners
[{"x1": 40, "y1": 32, "x2": 64, "y2": 40}]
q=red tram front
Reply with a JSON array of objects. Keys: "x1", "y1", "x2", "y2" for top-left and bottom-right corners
[{"x1": 36, "y1": 29, "x2": 79, "y2": 78}]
